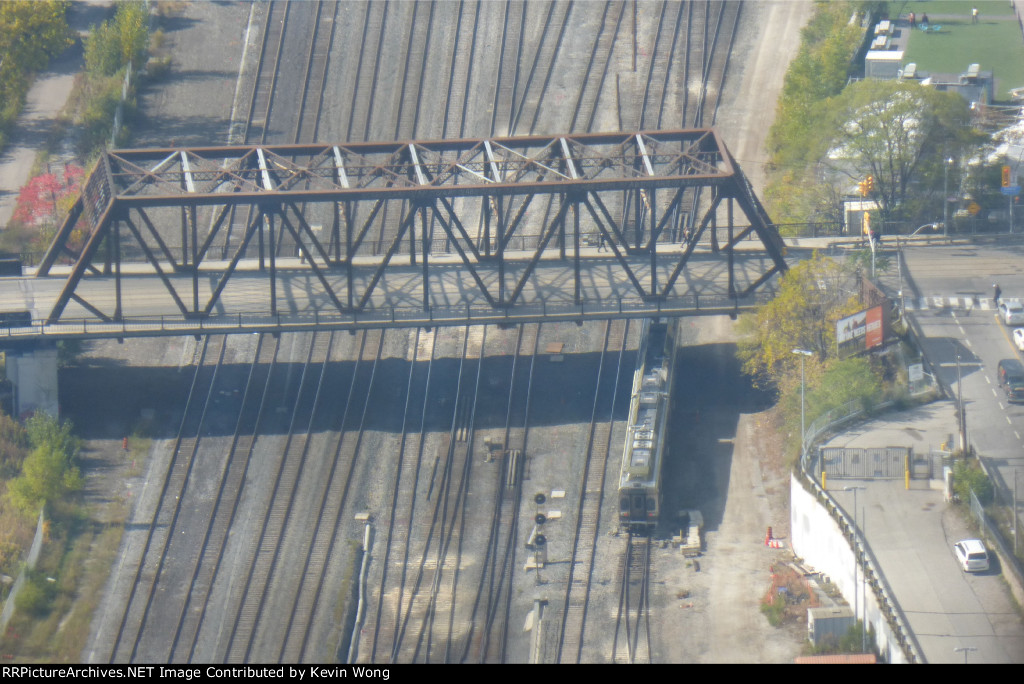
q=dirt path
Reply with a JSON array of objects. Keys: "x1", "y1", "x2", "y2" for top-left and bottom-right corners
[{"x1": 0, "y1": 1, "x2": 112, "y2": 230}]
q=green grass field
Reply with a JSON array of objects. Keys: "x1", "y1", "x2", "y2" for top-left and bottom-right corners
[
  {"x1": 897, "y1": 1, "x2": 1024, "y2": 100},
  {"x1": 897, "y1": 1, "x2": 1016, "y2": 18}
]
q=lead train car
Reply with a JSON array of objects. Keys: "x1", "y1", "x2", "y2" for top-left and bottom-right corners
[{"x1": 618, "y1": 319, "x2": 677, "y2": 530}]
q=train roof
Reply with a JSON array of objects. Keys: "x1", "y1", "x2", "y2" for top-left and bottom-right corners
[{"x1": 620, "y1": 321, "x2": 675, "y2": 489}]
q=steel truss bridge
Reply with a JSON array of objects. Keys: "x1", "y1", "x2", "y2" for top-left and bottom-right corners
[{"x1": 10, "y1": 129, "x2": 787, "y2": 340}]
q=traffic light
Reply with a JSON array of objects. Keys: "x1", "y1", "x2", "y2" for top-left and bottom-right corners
[
  {"x1": 866, "y1": 175, "x2": 875, "y2": 193},
  {"x1": 858, "y1": 179, "x2": 868, "y2": 197}
]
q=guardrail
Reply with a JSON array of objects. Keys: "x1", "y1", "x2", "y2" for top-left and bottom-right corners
[
  {"x1": 799, "y1": 400, "x2": 927, "y2": 663},
  {"x1": 0, "y1": 294, "x2": 772, "y2": 342}
]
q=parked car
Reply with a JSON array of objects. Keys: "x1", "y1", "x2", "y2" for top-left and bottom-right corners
[
  {"x1": 998, "y1": 358, "x2": 1024, "y2": 403},
  {"x1": 1015, "y1": 328, "x2": 1024, "y2": 352},
  {"x1": 953, "y1": 539, "x2": 990, "y2": 573},
  {"x1": 999, "y1": 299, "x2": 1024, "y2": 326}
]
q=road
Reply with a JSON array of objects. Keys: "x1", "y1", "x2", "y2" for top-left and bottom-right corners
[
  {"x1": 897, "y1": 243, "x2": 1024, "y2": 501},
  {"x1": 835, "y1": 240, "x2": 1024, "y2": 663},
  {"x1": 0, "y1": 247, "x2": 783, "y2": 338}
]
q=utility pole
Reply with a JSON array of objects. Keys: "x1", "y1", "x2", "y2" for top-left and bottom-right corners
[
  {"x1": 944, "y1": 158, "x2": 953, "y2": 237},
  {"x1": 844, "y1": 486, "x2": 866, "y2": 653}
]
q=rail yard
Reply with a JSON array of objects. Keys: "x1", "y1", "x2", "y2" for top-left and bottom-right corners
[{"x1": 71, "y1": 0, "x2": 811, "y2": 664}]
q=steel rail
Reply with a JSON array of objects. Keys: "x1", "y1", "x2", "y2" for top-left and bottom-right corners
[
  {"x1": 177, "y1": 333, "x2": 282, "y2": 662},
  {"x1": 304, "y1": 329, "x2": 385, "y2": 663},
  {"x1": 107, "y1": 335, "x2": 227, "y2": 662}
]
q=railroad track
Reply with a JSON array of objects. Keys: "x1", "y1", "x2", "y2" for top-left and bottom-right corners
[
  {"x1": 224, "y1": 0, "x2": 334, "y2": 258},
  {"x1": 612, "y1": 533, "x2": 653, "y2": 664},
  {"x1": 234, "y1": 331, "x2": 337, "y2": 661},
  {"x1": 170, "y1": 333, "x2": 281, "y2": 662},
  {"x1": 290, "y1": 328, "x2": 385, "y2": 663},
  {"x1": 293, "y1": 0, "x2": 336, "y2": 144},
  {"x1": 556, "y1": 318, "x2": 630, "y2": 663},
  {"x1": 96, "y1": 0, "x2": 755, "y2": 665},
  {"x1": 245, "y1": 0, "x2": 289, "y2": 145},
  {"x1": 223, "y1": 331, "x2": 339, "y2": 662},
  {"x1": 108, "y1": 334, "x2": 229, "y2": 662},
  {"x1": 392, "y1": 326, "x2": 486, "y2": 663},
  {"x1": 465, "y1": 322, "x2": 540, "y2": 663},
  {"x1": 364, "y1": 327, "x2": 439, "y2": 662},
  {"x1": 343, "y1": 1, "x2": 388, "y2": 143}
]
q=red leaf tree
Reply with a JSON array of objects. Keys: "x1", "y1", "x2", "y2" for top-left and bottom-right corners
[{"x1": 12, "y1": 164, "x2": 84, "y2": 226}]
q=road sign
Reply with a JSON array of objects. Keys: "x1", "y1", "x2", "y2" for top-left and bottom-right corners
[{"x1": 1001, "y1": 185, "x2": 1021, "y2": 196}]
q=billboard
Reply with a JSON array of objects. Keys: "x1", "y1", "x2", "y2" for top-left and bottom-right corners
[{"x1": 836, "y1": 305, "x2": 887, "y2": 357}]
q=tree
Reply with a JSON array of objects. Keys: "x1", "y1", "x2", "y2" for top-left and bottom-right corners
[
  {"x1": 766, "y1": 1, "x2": 863, "y2": 172},
  {"x1": 5, "y1": 413, "x2": 82, "y2": 515},
  {"x1": 0, "y1": 1, "x2": 71, "y2": 71},
  {"x1": 737, "y1": 252, "x2": 862, "y2": 387},
  {"x1": 765, "y1": 166, "x2": 847, "y2": 232},
  {"x1": 84, "y1": 0, "x2": 149, "y2": 77},
  {"x1": 806, "y1": 356, "x2": 882, "y2": 416},
  {"x1": 0, "y1": 1, "x2": 72, "y2": 142},
  {"x1": 0, "y1": 411, "x2": 29, "y2": 479},
  {"x1": 824, "y1": 80, "x2": 977, "y2": 221},
  {"x1": 11, "y1": 165, "x2": 83, "y2": 226},
  {"x1": 952, "y1": 459, "x2": 993, "y2": 506}
]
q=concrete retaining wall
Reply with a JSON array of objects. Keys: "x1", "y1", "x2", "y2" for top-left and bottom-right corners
[{"x1": 791, "y1": 475, "x2": 912, "y2": 663}]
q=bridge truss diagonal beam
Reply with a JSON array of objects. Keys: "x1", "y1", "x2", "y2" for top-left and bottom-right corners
[{"x1": 35, "y1": 129, "x2": 788, "y2": 331}]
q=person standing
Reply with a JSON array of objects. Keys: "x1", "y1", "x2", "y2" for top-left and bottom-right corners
[
  {"x1": 994, "y1": 283, "x2": 1002, "y2": 305},
  {"x1": 921, "y1": 13, "x2": 929, "y2": 27},
  {"x1": 972, "y1": 7, "x2": 979, "y2": 23},
  {"x1": 909, "y1": 11, "x2": 916, "y2": 28}
]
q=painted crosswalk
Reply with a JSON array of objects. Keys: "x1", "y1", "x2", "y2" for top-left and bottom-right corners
[{"x1": 902, "y1": 296, "x2": 998, "y2": 312}]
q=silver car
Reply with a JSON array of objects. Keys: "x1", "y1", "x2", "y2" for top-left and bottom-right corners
[{"x1": 998, "y1": 299, "x2": 1024, "y2": 326}]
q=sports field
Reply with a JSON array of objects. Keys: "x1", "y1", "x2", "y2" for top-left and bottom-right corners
[{"x1": 896, "y1": 0, "x2": 1024, "y2": 100}]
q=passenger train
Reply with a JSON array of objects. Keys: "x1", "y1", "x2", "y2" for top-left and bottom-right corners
[{"x1": 618, "y1": 319, "x2": 677, "y2": 530}]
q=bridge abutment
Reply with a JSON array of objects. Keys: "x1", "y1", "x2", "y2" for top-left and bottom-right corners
[{"x1": 4, "y1": 343, "x2": 59, "y2": 418}]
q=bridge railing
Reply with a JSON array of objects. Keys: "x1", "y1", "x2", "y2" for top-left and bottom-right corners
[{"x1": 0, "y1": 293, "x2": 774, "y2": 341}]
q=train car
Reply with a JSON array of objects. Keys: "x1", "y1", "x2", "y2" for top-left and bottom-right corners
[{"x1": 618, "y1": 318, "x2": 677, "y2": 530}]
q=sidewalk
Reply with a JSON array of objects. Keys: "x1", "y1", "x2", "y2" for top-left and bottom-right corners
[
  {"x1": 820, "y1": 401, "x2": 1024, "y2": 663},
  {"x1": 0, "y1": 1, "x2": 112, "y2": 231}
]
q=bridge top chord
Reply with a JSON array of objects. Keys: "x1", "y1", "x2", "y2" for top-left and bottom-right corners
[{"x1": 21, "y1": 129, "x2": 787, "y2": 339}]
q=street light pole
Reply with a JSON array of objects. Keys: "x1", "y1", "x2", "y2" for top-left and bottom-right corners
[
  {"x1": 792, "y1": 349, "x2": 814, "y2": 467},
  {"x1": 944, "y1": 157, "x2": 953, "y2": 237},
  {"x1": 956, "y1": 350, "x2": 967, "y2": 453},
  {"x1": 844, "y1": 485, "x2": 866, "y2": 653},
  {"x1": 954, "y1": 646, "x2": 977, "y2": 663}
]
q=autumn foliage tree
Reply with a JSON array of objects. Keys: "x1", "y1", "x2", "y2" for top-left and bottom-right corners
[
  {"x1": 737, "y1": 251, "x2": 862, "y2": 387},
  {"x1": 0, "y1": 1, "x2": 73, "y2": 147},
  {"x1": 12, "y1": 164, "x2": 83, "y2": 226},
  {"x1": 84, "y1": 0, "x2": 149, "y2": 77},
  {"x1": 736, "y1": 252, "x2": 891, "y2": 458}
]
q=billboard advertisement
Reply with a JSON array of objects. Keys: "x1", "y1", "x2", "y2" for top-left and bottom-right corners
[{"x1": 836, "y1": 304, "x2": 887, "y2": 357}]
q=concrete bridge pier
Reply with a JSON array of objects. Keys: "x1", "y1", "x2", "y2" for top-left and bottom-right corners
[{"x1": 3, "y1": 342, "x2": 59, "y2": 418}]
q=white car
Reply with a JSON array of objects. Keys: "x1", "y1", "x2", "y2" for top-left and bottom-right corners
[
  {"x1": 1015, "y1": 328, "x2": 1024, "y2": 352},
  {"x1": 999, "y1": 299, "x2": 1024, "y2": 326},
  {"x1": 953, "y1": 539, "x2": 990, "y2": 573}
]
